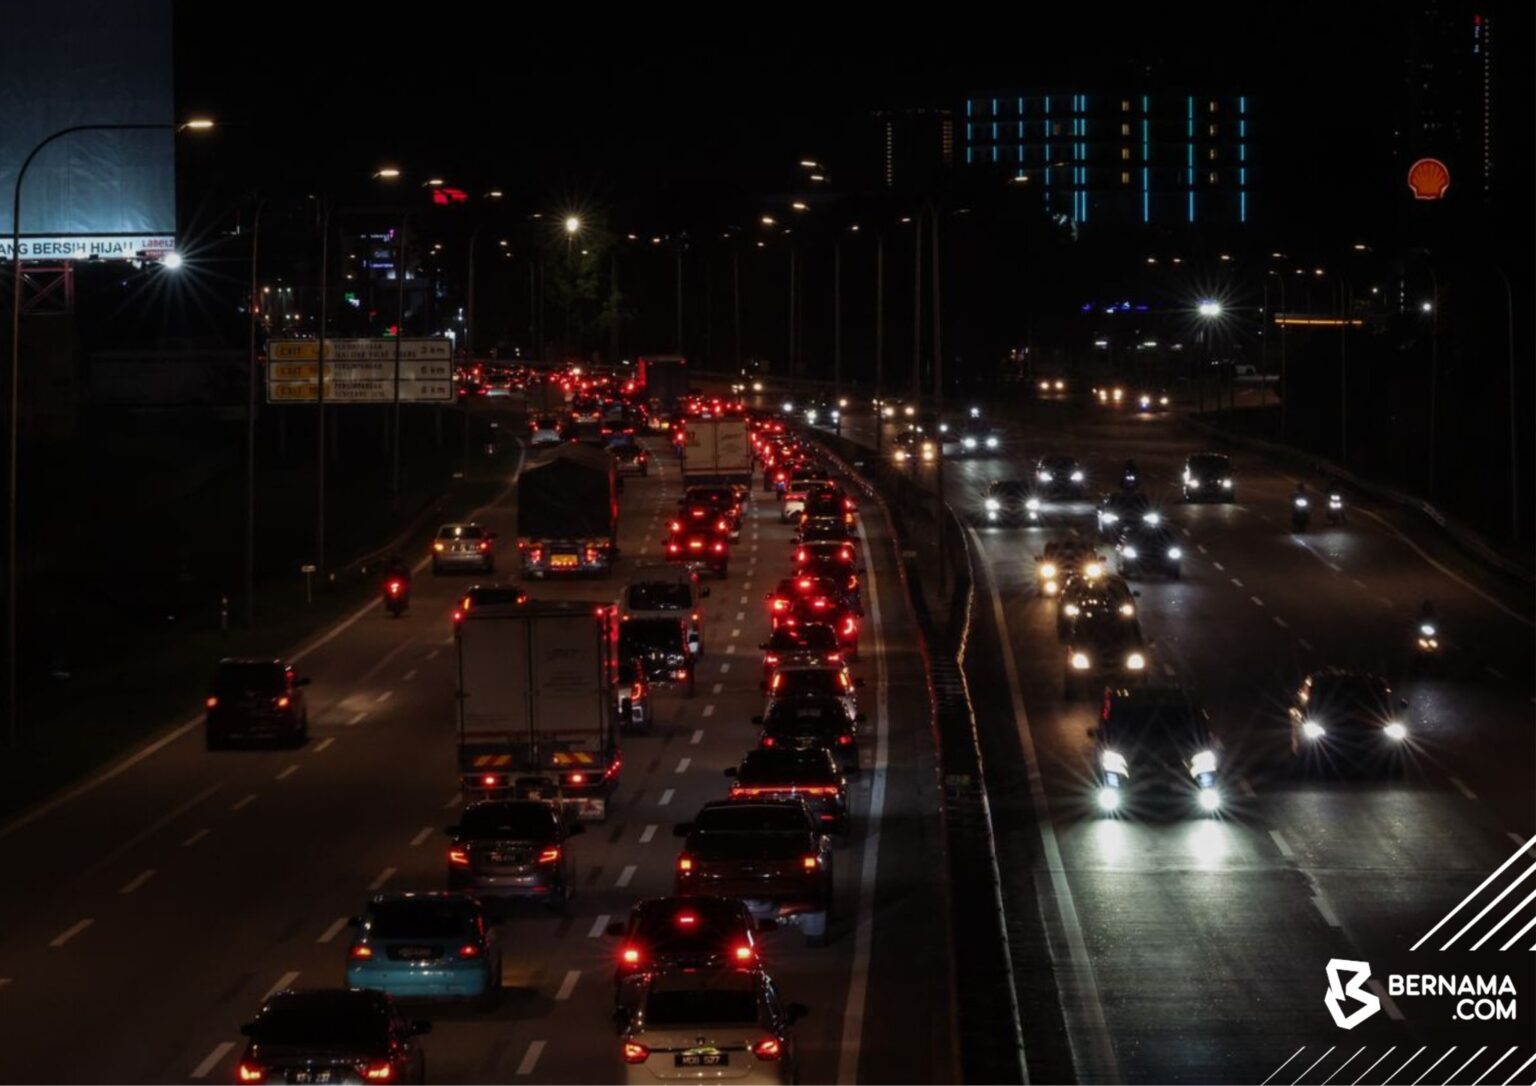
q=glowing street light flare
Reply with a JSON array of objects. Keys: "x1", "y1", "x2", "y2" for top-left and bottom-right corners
[
  {"x1": 564, "y1": 216, "x2": 581, "y2": 235},
  {"x1": 1197, "y1": 300, "x2": 1222, "y2": 318}
]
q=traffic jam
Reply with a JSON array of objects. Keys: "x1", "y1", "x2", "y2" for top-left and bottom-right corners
[{"x1": 204, "y1": 363, "x2": 874, "y2": 1084}]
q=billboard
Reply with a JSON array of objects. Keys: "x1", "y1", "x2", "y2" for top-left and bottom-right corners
[
  {"x1": 0, "y1": 0, "x2": 176, "y2": 261},
  {"x1": 266, "y1": 339, "x2": 456, "y2": 404}
]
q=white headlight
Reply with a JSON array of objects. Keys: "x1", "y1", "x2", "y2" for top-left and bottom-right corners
[
  {"x1": 1039, "y1": 563, "x2": 1058, "y2": 579},
  {"x1": 1198, "y1": 787, "x2": 1221, "y2": 811},
  {"x1": 1139, "y1": 396, "x2": 1151, "y2": 408},
  {"x1": 1302, "y1": 720, "x2": 1326, "y2": 740},
  {"x1": 1097, "y1": 787, "x2": 1120, "y2": 812},
  {"x1": 1038, "y1": 471, "x2": 1054, "y2": 482},
  {"x1": 1055, "y1": 380, "x2": 1065, "y2": 390},
  {"x1": 939, "y1": 423, "x2": 949, "y2": 433},
  {"x1": 1102, "y1": 512, "x2": 1119, "y2": 524},
  {"x1": 1159, "y1": 396, "x2": 1170, "y2": 406},
  {"x1": 1126, "y1": 652, "x2": 1146, "y2": 671},
  {"x1": 1070, "y1": 470, "x2": 1085, "y2": 482},
  {"x1": 1188, "y1": 478, "x2": 1202, "y2": 489},
  {"x1": 1168, "y1": 547, "x2": 1183, "y2": 560},
  {"x1": 1222, "y1": 478, "x2": 1232, "y2": 488},
  {"x1": 1039, "y1": 380, "x2": 1050, "y2": 391},
  {"x1": 1143, "y1": 512, "x2": 1161, "y2": 525},
  {"x1": 1071, "y1": 652, "x2": 1091, "y2": 670},
  {"x1": 1190, "y1": 749, "x2": 1217, "y2": 776},
  {"x1": 1026, "y1": 498, "x2": 1041, "y2": 511},
  {"x1": 1384, "y1": 722, "x2": 1408, "y2": 741},
  {"x1": 1295, "y1": 497, "x2": 1309, "y2": 508},
  {"x1": 1101, "y1": 750, "x2": 1129, "y2": 775},
  {"x1": 1419, "y1": 623, "x2": 1436, "y2": 637},
  {"x1": 830, "y1": 410, "x2": 840, "y2": 420},
  {"x1": 894, "y1": 450, "x2": 908, "y2": 462},
  {"x1": 986, "y1": 436, "x2": 998, "y2": 448},
  {"x1": 1119, "y1": 602, "x2": 1135, "y2": 616},
  {"x1": 985, "y1": 498, "x2": 1001, "y2": 512},
  {"x1": 963, "y1": 437, "x2": 977, "y2": 449},
  {"x1": 782, "y1": 401, "x2": 794, "y2": 412},
  {"x1": 1064, "y1": 603, "x2": 1080, "y2": 616},
  {"x1": 1121, "y1": 546, "x2": 1139, "y2": 560}
]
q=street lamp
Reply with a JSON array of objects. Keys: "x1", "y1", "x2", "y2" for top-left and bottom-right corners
[
  {"x1": 1195, "y1": 300, "x2": 1223, "y2": 411},
  {"x1": 1197, "y1": 300, "x2": 1222, "y2": 318},
  {"x1": 564, "y1": 215, "x2": 581, "y2": 236}
]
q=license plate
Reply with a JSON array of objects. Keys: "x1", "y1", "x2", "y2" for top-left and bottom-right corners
[
  {"x1": 676, "y1": 1051, "x2": 726, "y2": 1067},
  {"x1": 292, "y1": 1071, "x2": 334, "y2": 1084},
  {"x1": 489, "y1": 851, "x2": 524, "y2": 864},
  {"x1": 395, "y1": 945, "x2": 435, "y2": 959},
  {"x1": 550, "y1": 554, "x2": 579, "y2": 568}
]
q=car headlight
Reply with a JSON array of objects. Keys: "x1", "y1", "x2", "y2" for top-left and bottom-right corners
[
  {"x1": 1039, "y1": 563, "x2": 1058, "y2": 579},
  {"x1": 1384, "y1": 722, "x2": 1408, "y2": 741},
  {"x1": 1159, "y1": 396, "x2": 1170, "y2": 406},
  {"x1": 985, "y1": 498, "x2": 1001, "y2": 512},
  {"x1": 986, "y1": 436, "x2": 998, "y2": 448},
  {"x1": 894, "y1": 450, "x2": 908, "y2": 462},
  {"x1": 1070, "y1": 652, "x2": 1091, "y2": 670},
  {"x1": 1085, "y1": 562, "x2": 1103, "y2": 579},
  {"x1": 1143, "y1": 512, "x2": 1161, "y2": 525},
  {"x1": 1168, "y1": 547, "x2": 1182, "y2": 560},
  {"x1": 1221, "y1": 478, "x2": 1232, "y2": 488},
  {"x1": 782, "y1": 401, "x2": 794, "y2": 413},
  {"x1": 1026, "y1": 497, "x2": 1041, "y2": 511},
  {"x1": 1188, "y1": 478, "x2": 1201, "y2": 489},
  {"x1": 1126, "y1": 651, "x2": 1146, "y2": 671},
  {"x1": 1198, "y1": 787, "x2": 1221, "y2": 811},
  {"x1": 963, "y1": 437, "x2": 977, "y2": 449},
  {"x1": 1038, "y1": 471, "x2": 1054, "y2": 482},
  {"x1": 1055, "y1": 380, "x2": 1065, "y2": 390},
  {"x1": 1097, "y1": 786, "x2": 1120, "y2": 811},
  {"x1": 1064, "y1": 603, "x2": 1080, "y2": 616},
  {"x1": 1070, "y1": 471, "x2": 1084, "y2": 482},
  {"x1": 1121, "y1": 545, "x2": 1139, "y2": 559},
  {"x1": 1039, "y1": 380, "x2": 1050, "y2": 391},
  {"x1": 1190, "y1": 749, "x2": 1217, "y2": 776},
  {"x1": 1044, "y1": 579, "x2": 1059, "y2": 595},
  {"x1": 1302, "y1": 720, "x2": 1326, "y2": 740},
  {"x1": 1101, "y1": 750, "x2": 1129, "y2": 775},
  {"x1": 939, "y1": 423, "x2": 950, "y2": 433},
  {"x1": 1138, "y1": 396, "x2": 1151, "y2": 408},
  {"x1": 830, "y1": 410, "x2": 840, "y2": 421},
  {"x1": 1102, "y1": 512, "x2": 1119, "y2": 524},
  {"x1": 1118, "y1": 602, "x2": 1135, "y2": 616}
]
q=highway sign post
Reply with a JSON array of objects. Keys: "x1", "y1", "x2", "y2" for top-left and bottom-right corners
[{"x1": 265, "y1": 338, "x2": 454, "y2": 403}]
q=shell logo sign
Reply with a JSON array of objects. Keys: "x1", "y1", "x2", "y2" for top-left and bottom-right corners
[{"x1": 1407, "y1": 158, "x2": 1451, "y2": 201}]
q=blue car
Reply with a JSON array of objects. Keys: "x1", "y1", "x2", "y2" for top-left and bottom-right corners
[{"x1": 345, "y1": 892, "x2": 503, "y2": 1008}]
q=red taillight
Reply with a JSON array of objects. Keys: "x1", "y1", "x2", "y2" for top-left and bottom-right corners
[
  {"x1": 676, "y1": 912, "x2": 698, "y2": 926},
  {"x1": 802, "y1": 855, "x2": 819, "y2": 870},
  {"x1": 764, "y1": 654, "x2": 779, "y2": 667},
  {"x1": 274, "y1": 695, "x2": 290, "y2": 710},
  {"x1": 795, "y1": 549, "x2": 807, "y2": 563},
  {"x1": 478, "y1": 541, "x2": 490, "y2": 552},
  {"x1": 585, "y1": 546, "x2": 600, "y2": 564},
  {"x1": 668, "y1": 543, "x2": 680, "y2": 554},
  {"x1": 481, "y1": 774, "x2": 499, "y2": 788},
  {"x1": 622, "y1": 1042, "x2": 649, "y2": 1064},
  {"x1": 448, "y1": 848, "x2": 470, "y2": 866},
  {"x1": 670, "y1": 520, "x2": 682, "y2": 532},
  {"x1": 752, "y1": 1038, "x2": 783, "y2": 1062},
  {"x1": 630, "y1": 682, "x2": 645, "y2": 700},
  {"x1": 770, "y1": 673, "x2": 782, "y2": 691},
  {"x1": 677, "y1": 855, "x2": 693, "y2": 873},
  {"x1": 843, "y1": 616, "x2": 857, "y2": 635},
  {"x1": 713, "y1": 541, "x2": 725, "y2": 553},
  {"x1": 826, "y1": 653, "x2": 842, "y2": 663},
  {"x1": 568, "y1": 772, "x2": 586, "y2": 785},
  {"x1": 349, "y1": 944, "x2": 374, "y2": 960},
  {"x1": 205, "y1": 696, "x2": 218, "y2": 709},
  {"x1": 236, "y1": 1063, "x2": 265, "y2": 1083},
  {"x1": 761, "y1": 736, "x2": 776, "y2": 747},
  {"x1": 361, "y1": 1064, "x2": 394, "y2": 1083},
  {"x1": 716, "y1": 519, "x2": 728, "y2": 533},
  {"x1": 621, "y1": 945, "x2": 642, "y2": 965},
  {"x1": 812, "y1": 599, "x2": 829, "y2": 610},
  {"x1": 837, "y1": 734, "x2": 855, "y2": 746},
  {"x1": 537, "y1": 847, "x2": 561, "y2": 865},
  {"x1": 771, "y1": 599, "x2": 788, "y2": 612},
  {"x1": 689, "y1": 540, "x2": 704, "y2": 550},
  {"x1": 387, "y1": 580, "x2": 403, "y2": 595},
  {"x1": 456, "y1": 943, "x2": 481, "y2": 959}
]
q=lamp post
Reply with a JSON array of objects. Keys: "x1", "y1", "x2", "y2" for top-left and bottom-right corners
[
  {"x1": 1405, "y1": 253, "x2": 1440, "y2": 495},
  {"x1": 873, "y1": 231, "x2": 884, "y2": 455},
  {"x1": 1196, "y1": 300, "x2": 1222, "y2": 415},
  {"x1": 245, "y1": 196, "x2": 268, "y2": 629},
  {"x1": 7, "y1": 118, "x2": 211, "y2": 744},
  {"x1": 1264, "y1": 271, "x2": 1288, "y2": 438}
]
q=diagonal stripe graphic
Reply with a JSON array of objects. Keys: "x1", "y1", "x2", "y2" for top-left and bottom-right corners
[
  {"x1": 1444, "y1": 864, "x2": 1536, "y2": 950},
  {"x1": 1413, "y1": 837, "x2": 1536, "y2": 950}
]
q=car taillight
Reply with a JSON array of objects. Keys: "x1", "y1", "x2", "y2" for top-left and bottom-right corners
[
  {"x1": 528, "y1": 548, "x2": 543, "y2": 564},
  {"x1": 837, "y1": 734, "x2": 854, "y2": 746},
  {"x1": 448, "y1": 848, "x2": 470, "y2": 866},
  {"x1": 478, "y1": 541, "x2": 490, "y2": 552},
  {"x1": 274, "y1": 696, "x2": 290, "y2": 710},
  {"x1": 349, "y1": 944, "x2": 374, "y2": 960},
  {"x1": 716, "y1": 519, "x2": 728, "y2": 533},
  {"x1": 456, "y1": 943, "x2": 481, "y2": 959},
  {"x1": 630, "y1": 683, "x2": 645, "y2": 700},
  {"x1": 387, "y1": 580, "x2": 403, "y2": 595},
  {"x1": 752, "y1": 1038, "x2": 783, "y2": 1062},
  {"x1": 802, "y1": 855, "x2": 819, "y2": 870},
  {"x1": 205, "y1": 696, "x2": 218, "y2": 709},
  {"x1": 713, "y1": 541, "x2": 725, "y2": 553},
  {"x1": 481, "y1": 774, "x2": 500, "y2": 788},
  {"x1": 734, "y1": 943, "x2": 755, "y2": 963},
  {"x1": 843, "y1": 616, "x2": 857, "y2": 635},
  {"x1": 677, "y1": 855, "x2": 693, "y2": 873},
  {"x1": 670, "y1": 520, "x2": 682, "y2": 532},
  {"x1": 236, "y1": 1063, "x2": 265, "y2": 1083},
  {"x1": 770, "y1": 673, "x2": 782, "y2": 691},
  {"x1": 668, "y1": 543, "x2": 680, "y2": 554},
  {"x1": 537, "y1": 847, "x2": 561, "y2": 864},
  {"x1": 771, "y1": 599, "x2": 788, "y2": 612},
  {"x1": 585, "y1": 546, "x2": 600, "y2": 564},
  {"x1": 621, "y1": 945, "x2": 642, "y2": 965},
  {"x1": 764, "y1": 654, "x2": 779, "y2": 667},
  {"x1": 826, "y1": 653, "x2": 841, "y2": 663},
  {"x1": 567, "y1": 772, "x2": 587, "y2": 786},
  {"x1": 433, "y1": 542, "x2": 445, "y2": 552},
  {"x1": 689, "y1": 540, "x2": 704, "y2": 550},
  {"x1": 622, "y1": 1042, "x2": 649, "y2": 1064},
  {"x1": 760, "y1": 736, "x2": 776, "y2": 747},
  {"x1": 360, "y1": 1063, "x2": 394, "y2": 1082}
]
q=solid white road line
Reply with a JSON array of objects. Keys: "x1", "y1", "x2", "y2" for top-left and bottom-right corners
[
  {"x1": 640, "y1": 825, "x2": 657, "y2": 843},
  {"x1": 181, "y1": 828, "x2": 210, "y2": 847},
  {"x1": 48, "y1": 919, "x2": 93, "y2": 948},
  {"x1": 588, "y1": 915, "x2": 610, "y2": 938},
  {"x1": 262, "y1": 971, "x2": 301, "y2": 1002},
  {"x1": 119, "y1": 869, "x2": 156, "y2": 895},
  {"x1": 616, "y1": 865, "x2": 637, "y2": 888},
  {"x1": 276, "y1": 764, "x2": 300, "y2": 781},
  {"x1": 410, "y1": 827, "x2": 434, "y2": 847},
  {"x1": 317, "y1": 917, "x2": 349, "y2": 944},
  {"x1": 190, "y1": 1041, "x2": 237, "y2": 1080},
  {"x1": 515, "y1": 1040, "x2": 546, "y2": 1076},
  {"x1": 1312, "y1": 894, "x2": 1343, "y2": 927},
  {"x1": 555, "y1": 969, "x2": 580, "y2": 1000},
  {"x1": 1508, "y1": 833, "x2": 1526, "y2": 847},
  {"x1": 312, "y1": 737, "x2": 335, "y2": 753},
  {"x1": 968, "y1": 527, "x2": 1117, "y2": 1084},
  {"x1": 659, "y1": 789, "x2": 674, "y2": 806},
  {"x1": 368, "y1": 867, "x2": 397, "y2": 891},
  {"x1": 231, "y1": 794, "x2": 258, "y2": 812},
  {"x1": 1366, "y1": 978, "x2": 1406, "y2": 1021}
]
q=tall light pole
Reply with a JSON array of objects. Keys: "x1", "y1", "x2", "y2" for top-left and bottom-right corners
[
  {"x1": 7, "y1": 118, "x2": 211, "y2": 744},
  {"x1": 1196, "y1": 300, "x2": 1222, "y2": 415},
  {"x1": 245, "y1": 195, "x2": 268, "y2": 629},
  {"x1": 874, "y1": 231, "x2": 884, "y2": 454},
  {"x1": 832, "y1": 238, "x2": 842, "y2": 399},
  {"x1": 1264, "y1": 270, "x2": 1288, "y2": 437},
  {"x1": 1407, "y1": 254, "x2": 1441, "y2": 495}
]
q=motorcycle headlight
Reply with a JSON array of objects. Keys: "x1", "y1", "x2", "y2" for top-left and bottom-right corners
[
  {"x1": 1026, "y1": 497, "x2": 1041, "y2": 511},
  {"x1": 1295, "y1": 497, "x2": 1309, "y2": 508},
  {"x1": 1188, "y1": 478, "x2": 1202, "y2": 489},
  {"x1": 1039, "y1": 563, "x2": 1058, "y2": 579},
  {"x1": 1102, "y1": 512, "x2": 1119, "y2": 524},
  {"x1": 1121, "y1": 546, "x2": 1139, "y2": 560},
  {"x1": 1302, "y1": 720, "x2": 1326, "y2": 740},
  {"x1": 1101, "y1": 750, "x2": 1129, "y2": 776},
  {"x1": 782, "y1": 401, "x2": 794, "y2": 413},
  {"x1": 1138, "y1": 396, "x2": 1151, "y2": 408},
  {"x1": 1168, "y1": 547, "x2": 1183, "y2": 560},
  {"x1": 1097, "y1": 786, "x2": 1120, "y2": 811},
  {"x1": 985, "y1": 498, "x2": 1001, "y2": 512},
  {"x1": 1142, "y1": 512, "x2": 1161, "y2": 525},
  {"x1": 1070, "y1": 652, "x2": 1091, "y2": 670},
  {"x1": 1384, "y1": 722, "x2": 1408, "y2": 741},
  {"x1": 1126, "y1": 651, "x2": 1146, "y2": 671},
  {"x1": 1190, "y1": 749, "x2": 1217, "y2": 776},
  {"x1": 1222, "y1": 478, "x2": 1232, "y2": 488},
  {"x1": 1197, "y1": 787, "x2": 1221, "y2": 811},
  {"x1": 830, "y1": 410, "x2": 840, "y2": 421},
  {"x1": 1419, "y1": 623, "x2": 1436, "y2": 637},
  {"x1": 1070, "y1": 470, "x2": 1085, "y2": 482},
  {"x1": 963, "y1": 437, "x2": 976, "y2": 449}
]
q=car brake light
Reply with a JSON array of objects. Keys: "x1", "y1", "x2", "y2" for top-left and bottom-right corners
[
  {"x1": 456, "y1": 943, "x2": 481, "y2": 959},
  {"x1": 481, "y1": 774, "x2": 499, "y2": 787},
  {"x1": 537, "y1": 847, "x2": 561, "y2": 864},
  {"x1": 677, "y1": 855, "x2": 693, "y2": 873},
  {"x1": 349, "y1": 944, "x2": 373, "y2": 960},
  {"x1": 274, "y1": 696, "x2": 290, "y2": 709},
  {"x1": 802, "y1": 855, "x2": 819, "y2": 870},
  {"x1": 387, "y1": 579, "x2": 403, "y2": 595},
  {"x1": 669, "y1": 520, "x2": 682, "y2": 532},
  {"x1": 734, "y1": 943, "x2": 755, "y2": 962},
  {"x1": 761, "y1": 736, "x2": 776, "y2": 747},
  {"x1": 837, "y1": 734, "x2": 854, "y2": 746},
  {"x1": 770, "y1": 673, "x2": 782, "y2": 691},
  {"x1": 448, "y1": 848, "x2": 470, "y2": 866},
  {"x1": 764, "y1": 654, "x2": 779, "y2": 667},
  {"x1": 676, "y1": 911, "x2": 698, "y2": 926},
  {"x1": 668, "y1": 543, "x2": 680, "y2": 554},
  {"x1": 568, "y1": 772, "x2": 587, "y2": 786},
  {"x1": 826, "y1": 653, "x2": 841, "y2": 663},
  {"x1": 843, "y1": 616, "x2": 857, "y2": 635},
  {"x1": 771, "y1": 599, "x2": 788, "y2": 612},
  {"x1": 236, "y1": 1063, "x2": 265, "y2": 1083},
  {"x1": 622, "y1": 1042, "x2": 649, "y2": 1064},
  {"x1": 478, "y1": 540, "x2": 490, "y2": 552},
  {"x1": 205, "y1": 696, "x2": 218, "y2": 709},
  {"x1": 360, "y1": 1064, "x2": 394, "y2": 1082},
  {"x1": 713, "y1": 541, "x2": 725, "y2": 553},
  {"x1": 753, "y1": 1038, "x2": 783, "y2": 1061}
]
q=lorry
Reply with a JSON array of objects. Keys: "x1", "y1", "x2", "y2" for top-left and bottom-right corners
[
  {"x1": 681, "y1": 416, "x2": 752, "y2": 490},
  {"x1": 637, "y1": 354, "x2": 688, "y2": 429},
  {"x1": 454, "y1": 586, "x2": 622, "y2": 821},
  {"x1": 516, "y1": 444, "x2": 618, "y2": 578}
]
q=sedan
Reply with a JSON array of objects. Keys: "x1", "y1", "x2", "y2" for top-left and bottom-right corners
[
  {"x1": 616, "y1": 970, "x2": 805, "y2": 1085},
  {"x1": 345, "y1": 893, "x2": 502, "y2": 1008},
  {"x1": 236, "y1": 988, "x2": 429, "y2": 1085},
  {"x1": 205, "y1": 658, "x2": 310, "y2": 750},
  {"x1": 1289, "y1": 669, "x2": 1412, "y2": 775},
  {"x1": 431, "y1": 523, "x2": 495, "y2": 574},
  {"x1": 1183, "y1": 453, "x2": 1235, "y2": 502},
  {"x1": 1034, "y1": 455, "x2": 1087, "y2": 498},
  {"x1": 445, "y1": 800, "x2": 583, "y2": 910}
]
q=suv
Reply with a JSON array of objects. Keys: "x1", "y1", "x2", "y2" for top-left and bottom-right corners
[
  {"x1": 762, "y1": 663, "x2": 860, "y2": 718},
  {"x1": 683, "y1": 485, "x2": 744, "y2": 539},
  {"x1": 606, "y1": 896, "x2": 768, "y2": 998},
  {"x1": 205, "y1": 658, "x2": 310, "y2": 749},
  {"x1": 755, "y1": 697, "x2": 863, "y2": 775},
  {"x1": 619, "y1": 616, "x2": 696, "y2": 697},
  {"x1": 1064, "y1": 609, "x2": 1148, "y2": 700},
  {"x1": 444, "y1": 800, "x2": 583, "y2": 910},
  {"x1": 1115, "y1": 523, "x2": 1183, "y2": 579},
  {"x1": 615, "y1": 970, "x2": 804, "y2": 1085},
  {"x1": 1034, "y1": 455, "x2": 1087, "y2": 499},
  {"x1": 673, "y1": 800, "x2": 834, "y2": 945},
  {"x1": 344, "y1": 892, "x2": 502, "y2": 1008},
  {"x1": 236, "y1": 989, "x2": 429, "y2": 1086},
  {"x1": 1183, "y1": 454, "x2": 1235, "y2": 503},
  {"x1": 1057, "y1": 575, "x2": 1138, "y2": 640},
  {"x1": 1095, "y1": 687, "x2": 1223, "y2": 815},
  {"x1": 431, "y1": 523, "x2": 495, "y2": 574},
  {"x1": 1288, "y1": 669, "x2": 1411, "y2": 775},
  {"x1": 625, "y1": 565, "x2": 707, "y2": 656},
  {"x1": 728, "y1": 748, "x2": 850, "y2": 833}
]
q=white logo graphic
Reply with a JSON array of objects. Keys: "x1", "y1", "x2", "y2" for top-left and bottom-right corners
[{"x1": 1325, "y1": 959, "x2": 1382, "y2": 1030}]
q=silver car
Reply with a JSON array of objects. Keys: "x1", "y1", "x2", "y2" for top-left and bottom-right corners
[
  {"x1": 432, "y1": 523, "x2": 495, "y2": 574},
  {"x1": 618, "y1": 970, "x2": 805, "y2": 1085}
]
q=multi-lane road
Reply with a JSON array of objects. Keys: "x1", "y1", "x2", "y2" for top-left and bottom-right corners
[{"x1": 0, "y1": 398, "x2": 955, "y2": 1084}]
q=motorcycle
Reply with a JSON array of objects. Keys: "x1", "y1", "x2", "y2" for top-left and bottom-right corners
[
  {"x1": 1291, "y1": 494, "x2": 1311, "y2": 532},
  {"x1": 1326, "y1": 491, "x2": 1346, "y2": 525},
  {"x1": 1121, "y1": 469, "x2": 1140, "y2": 492},
  {"x1": 1415, "y1": 619, "x2": 1440, "y2": 655},
  {"x1": 383, "y1": 576, "x2": 410, "y2": 618}
]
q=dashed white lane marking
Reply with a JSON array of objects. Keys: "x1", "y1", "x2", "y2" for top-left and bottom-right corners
[
  {"x1": 1196, "y1": 543, "x2": 1208, "y2": 554},
  {"x1": 702, "y1": 705, "x2": 715, "y2": 718},
  {"x1": 1250, "y1": 595, "x2": 1265, "y2": 608},
  {"x1": 119, "y1": 869, "x2": 156, "y2": 895},
  {"x1": 676, "y1": 758, "x2": 691, "y2": 773},
  {"x1": 403, "y1": 669, "x2": 417, "y2": 682},
  {"x1": 1273, "y1": 615, "x2": 1288, "y2": 628},
  {"x1": 1312, "y1": 894, "x2": 1342, "y2": 927},
  {"x1": 231, "y1": 793, "x2": 258, "y2": 811},
  {"x1": 426, "y1": 648, "x2": 440, "y2": 661},
  {"x1": 317, "y1": 917, "x2": 349, "y2": 944},
  {"x1": 1212, "y1": 561, "x2": 1225, "y2": 572},
  {"x1": 1509, "y1": 833, "x2": 1526, "y2": 847},
  {"x1": 368, "y1": 867, "x2": 397, "y2": 891},
  {"x1": 724, "y1": 645, "x2": 736, "y2": 656},
  {"x1": 441, "y1": 635, "x2": 453, "y2": 646},
  {"x1": 690, "y1": 728, "x2": 704, "y2": 744},
  {"x1": 735, "y1": 611, "x2": 746, "y2": 621},
  {"x1": 739, "y1": 595, "x2": 748, "y2": 605},
  {"x1": 444, "y1": 793, "x2": 463, "y2": 809},
  {"x1": 276, "y1": 764, "x2": 300, "y2": 781},
  {"x1": 1161, "y1": 663, "x2": 1177, "y2": 678},
  {"x1": 1230, "y1": 577, "x2": 1244, "y2": 588},
  {"x1": 712, "y1": 683, "x2": 724, "y2": 695},
  {"x1": 1366, "y1": 978, "x2": 1406, "y2": 1020},
  {"x1": 1351, "y1": 577, "x2": 1367, "y2": 590},
  {"x1": 1326, "y1": 561, "x2": 1343, "y2": 573},
  {"x1": 616, "y1": 865, "x2": 637, "y2": 888},
  {"x1": 1269, "y1": 829, "x2": 1297, "y2": 860},
  {"x1": 720, "y1": 662, "x2": 732, "y2": 672},
  {"x1": 1377, "y1": 596, "x2": 1394, "y2": 608},
  {"x1": 659, "y1": 789, "x2": 675, "y2": 806},
  {"x1": 1450, "y1": 777, "x2": 1478, "y2": 800},
  {"x1": 588, "y1": 915, "x2": 610, "y2": 938},
  {"x1": 1484, "y1": 665, "x2": 1506, "y2": 680},
  {"x1": 515, "y1": 1040, "x2": 546, "y2": 1076},
  {"x1": 374, "y1": 690, "x2": 393, "y2": 704},
  {"x1": 555, "y1": 969, "x2": 580, "y2": 1001},
  {"x1": 748, "y1": 556, "x2": 757, "y2": 565},
  {"x1": 182, "y1": 828, "x2": 210, "y2": 847},
  {"x1": 1298, "y1": 637, "x2": 1314, "y2": 651},
  {"x1": 347, "y1": 711, "x2": 368, "y2": 726},
  {"x1": 750, "y1": 543, "x2": 759, "y2": 552},
  {"x1": 731, "y1": 628, "x2": 741, "y2": 638},
  {"x1": 312, "y1": 737, "x2": 335, "y2": 753},
  {"x1": 261, "y1": 971, "x2": 300, "y2": 1002},
  {"x1": 410, "y1": 827, "x2": 434, "y2": 847},
  {"x1": 640, "y1": 825, "x2": 657, "y2": 843},
  {"x1": 190, "y1": 1041, "x2": 236, "y2": 1080},
  {"x1": 49, "y1": 919, "x2": 93, "y2": 947}
]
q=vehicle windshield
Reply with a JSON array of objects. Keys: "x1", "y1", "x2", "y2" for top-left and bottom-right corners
[
  {"x1": 1310, "y1": 677, "x2": 1391, "y2": 711},
  {"x1": 1104, "y1": 704, "x2": 1210, "y2": 755},
  {"x1": 764, "y1": 699, "x2": 849, "y2": 730},
  {"x1": 737, "y1": 750, "x2": 838, "y2": 783},
  {"x1": 213, "y1": 662, "x2": 283, "y2": 694},
  {"x1": 627, "y1": 583, "x2": 690, "y2": 610},
  {"x1": 771, "y1": 670, "x2": 847, "y2": 698},
  {"x1": 694, "y1": 805, "x2": 807, "y2": 833},
  {"x1": 991, "y1": 482, "x2": 1029, "y2": 498},
  {"x1": 252, "y1": 1000, "x2": 387, "y2": 1047},
  {"x1": 438, "y1": 525, "x2": 483, "y2": 540},
  {"x1": 1188, "y1": 456, "x2": 1229, "y2": 473},
  {"x1": 535, "y1": 417, "x2": 562, "y2": 429},
  {"x1": 458, "y1": 804, "x2": 559, "y2": 840},
  {"x1": 621, "y1": 620, "x2": 684, "y2": 653},
  {"x1": 368, "y1": 899, "x2": 478, "y2": 939},
  {"x1": 644, "y1": 988, "x2": 759, "y2": 1027},
  {"x1": 767, "y1": 625, "x2": 838, "y2": 651}
]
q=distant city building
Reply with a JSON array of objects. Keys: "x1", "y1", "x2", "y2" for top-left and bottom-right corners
[
  {"x1": 867, "y1": 108, "x2": 954, "y2": 193},
  {"x1": 1401, "y1": 1, "x2": 1495, "y2": 202},
  {"x1": 958, "y1": 92, "x2": 1253, "y2": 228}
]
